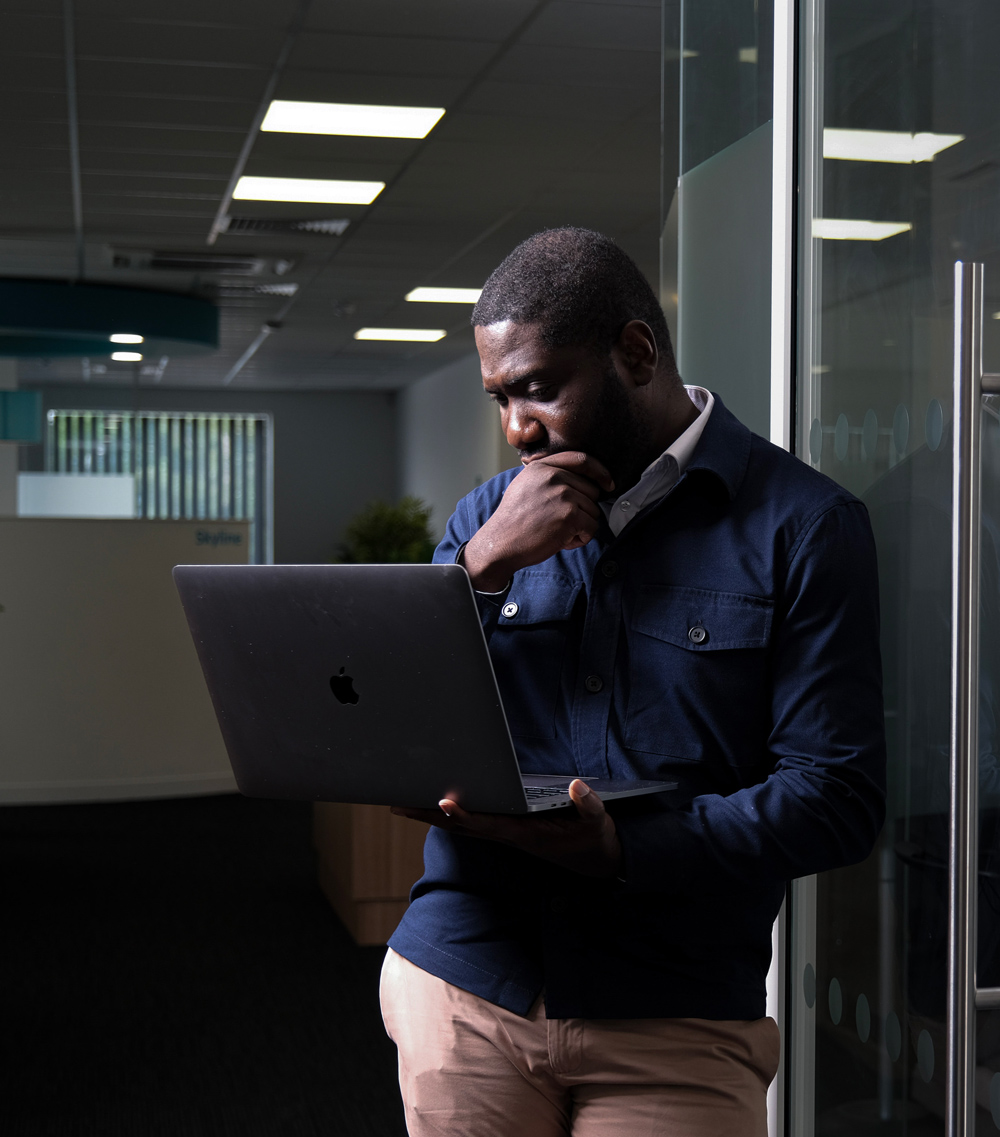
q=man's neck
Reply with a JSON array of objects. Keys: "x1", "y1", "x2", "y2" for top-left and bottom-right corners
[{"x1": 615, "y1": 381, "x2": 698, "y2": 494}]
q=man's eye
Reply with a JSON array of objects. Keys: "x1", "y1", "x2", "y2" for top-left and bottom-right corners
[{"x1": 528, "y1": 384, "x2": 555, "y2": 400}]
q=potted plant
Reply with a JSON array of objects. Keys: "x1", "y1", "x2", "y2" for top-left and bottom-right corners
[{"x1": 336, "y1": 496, "x2": 435, "y2": 564}]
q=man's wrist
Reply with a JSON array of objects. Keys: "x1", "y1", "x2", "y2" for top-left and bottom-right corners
[{"x1": 462, "y1": 533, "x2": 518, "y2": 593}]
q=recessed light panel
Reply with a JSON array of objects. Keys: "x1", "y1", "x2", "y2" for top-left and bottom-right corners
[
  {"x1": 812, "y1": 219, "x2": 912, "y2": 241},
  {"x1": 354, "y1": 328, "x2": 446, "y2": 342},
  {"x1": 405, "y1": 287, "x2": 482, "y2": 304},
  {"x1": 261, "y1": 100, "x2": 445, "y2": 139},
  {"x1": 110, "y1": 333, "x2": 144, "y2": 343},
  {"x1": 234, "y1": 176, "x2": 385, "y2": 205},
  {"x1": 111, "y1": 351, "x2": 143, "y2": 361},
  {"x1": 823, "y1": 129, "x2": 964, "y2": 163}
]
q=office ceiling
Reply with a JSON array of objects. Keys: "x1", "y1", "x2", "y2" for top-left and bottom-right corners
[{"x1": 1, "y1": 0, "x2": 663, "y2": 390}]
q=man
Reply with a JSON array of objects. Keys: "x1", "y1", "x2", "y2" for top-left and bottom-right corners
[{"x1": 383, "y1": 228, "x2": 885, "y2": 1136}]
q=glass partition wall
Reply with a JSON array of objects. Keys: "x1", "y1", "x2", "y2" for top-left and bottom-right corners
[
  {"x1": 668, "y1": 0, "x2": 1000, "y2": 1131},
  {"x1": 797, "y1": 1, "x2": 1000, "y2": 1133}
]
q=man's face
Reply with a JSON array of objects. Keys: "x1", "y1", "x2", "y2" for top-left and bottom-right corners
[{"x1": 475, "y1": 321, "x2": 652, "y2": 492}]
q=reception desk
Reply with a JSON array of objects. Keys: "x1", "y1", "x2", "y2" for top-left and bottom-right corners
[{"x1": 0, "y1": 518, "x2": 249, "y2": 803}]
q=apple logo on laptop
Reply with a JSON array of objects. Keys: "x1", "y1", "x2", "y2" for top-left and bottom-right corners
[{"x1": 330, "y1": 666, "x2": 359, "y2": 706}]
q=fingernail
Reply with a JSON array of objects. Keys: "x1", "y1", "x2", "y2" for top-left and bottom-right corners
[
  {"x1": 575, "y1": 782, "x2": 591, "y2": 796},
  {"x1": 438, "y1": 801, "x2": 453, "y2": 816}
]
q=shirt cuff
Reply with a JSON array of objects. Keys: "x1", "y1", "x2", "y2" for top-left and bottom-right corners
[{"x1": 455, "y1": 541, "x2": 512, "y2": 601}]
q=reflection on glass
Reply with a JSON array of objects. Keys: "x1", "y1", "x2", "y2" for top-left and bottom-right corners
[
  {"x1": 829, "y1": 976, "x2": 843, "y2": 1025},
  {"x1": 681, "y1": 0, "x2": 774, "y2": 173},
  {"x1": 856, "y1": 993, "x2": 871, "y2": 1043},
  {"x1": 795, "y1": 0, "x2": 1000, "y2": 1130}
]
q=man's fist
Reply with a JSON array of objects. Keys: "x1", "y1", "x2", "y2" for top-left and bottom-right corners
[{"x1": 463, "y1": 452, "x2": 614, "y2": 592}]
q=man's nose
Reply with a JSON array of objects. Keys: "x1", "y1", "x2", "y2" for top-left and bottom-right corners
[{"x1": 505, "y1": 402, "x2": 545, "y2": 450}]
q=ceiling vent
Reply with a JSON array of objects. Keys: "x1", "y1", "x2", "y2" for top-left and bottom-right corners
[
  {"x1": 113, "y1": 250, "x2": 270, "y2": 275},
  {"x1": 220, "y1": 216, "x2": 349, "y2": 236},
  {"x1": 214, "y1": 282, "x2": 300, "y2": 299}
]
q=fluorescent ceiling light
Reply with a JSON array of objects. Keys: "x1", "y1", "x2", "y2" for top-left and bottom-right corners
[
  {"x1": 233, "y1": 176, "x2": 384, "y2": 205},
  {"x1": 354, "y1": 328, "x2": 446, "y2": 342},
  {"x1": 405, "y1": 287, "x2": 482, "y2": 304},
  {"x1": 812, "y1": 218, "x2": 912, "y2": 241},
  {"x1": 111, "y1": 351, "x2": 143, "y2": 361},
  {"x1": 110, "y1": 333, "x2": 143, "y2": 344},
  {"x1": 823, "y1": 129, "x2": 964, "y2": 163},
  {"x1": 261, "y1": 100, "x2": 445, "y2": 139}
]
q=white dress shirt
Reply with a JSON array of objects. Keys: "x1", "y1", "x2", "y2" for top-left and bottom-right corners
[{"x1": 600, "y1": 385, "x2": 714, "y2": 537}]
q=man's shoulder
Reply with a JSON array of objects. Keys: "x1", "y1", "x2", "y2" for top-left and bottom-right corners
[
  {"x1": 733, "y1": 431, "x2": 875, "y2": 568},
  {"x1": 745, "y1": 429, "x2": 860, "y2": 513},
  {"x1": 696, "y1": 396, "x2": 861, "y2": 525}
]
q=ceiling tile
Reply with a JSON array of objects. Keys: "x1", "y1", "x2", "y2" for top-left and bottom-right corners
[
  {"x1": 523, "y1": 2, "x2": 660, "y2": 51},
  {"x1": 6, "y1": 0, "x2": 661, "y2": 391}
]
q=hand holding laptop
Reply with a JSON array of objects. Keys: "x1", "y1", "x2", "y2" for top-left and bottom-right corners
[{"x1": 392, "y1": 777, "x2": 623, "y2": 879}]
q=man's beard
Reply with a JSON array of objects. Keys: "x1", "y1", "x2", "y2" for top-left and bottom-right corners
[{"x1": 578, "y1": 361, "x2": 656, "y2": 496}]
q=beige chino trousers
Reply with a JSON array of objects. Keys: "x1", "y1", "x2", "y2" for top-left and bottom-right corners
[{"x1": 380, "y1": 949, "x2": 780, "y2": 1137}]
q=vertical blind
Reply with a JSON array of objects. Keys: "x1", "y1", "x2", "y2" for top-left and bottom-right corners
[{"x1": 45, "y1": 410, "x2": 272, "y2": 562}]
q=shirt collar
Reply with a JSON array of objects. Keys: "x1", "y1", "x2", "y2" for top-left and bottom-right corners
[
  {"x1": 682, "y1": 391, "x2": 752, "y2": 501},
  {"x1": 660, "y1": 385, "x2": 713, "y2": 476},
  {"x1": 601, "y1": 386, "x2": 713, "y2": 536}
]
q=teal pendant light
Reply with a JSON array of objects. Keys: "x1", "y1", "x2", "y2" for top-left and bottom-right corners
[{"x1": 0, "y1": 280, "x2": 218, "y2": 358}]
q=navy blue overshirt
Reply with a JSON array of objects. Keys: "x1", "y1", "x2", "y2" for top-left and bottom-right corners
[{"x1": 389, "y1": 395, "x2": 886, "y2": 1020}]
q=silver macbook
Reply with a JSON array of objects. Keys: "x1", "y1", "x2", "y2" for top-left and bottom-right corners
[{"x1": 173, "y1": 563, "x2": 675, "y2": 814}]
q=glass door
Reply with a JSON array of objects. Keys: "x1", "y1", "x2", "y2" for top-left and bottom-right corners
[{"x1": 791, "y1": 0, "x2": 1000, "y2": 1133}]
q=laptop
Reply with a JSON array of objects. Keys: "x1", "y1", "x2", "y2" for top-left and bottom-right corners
[{"x1": 173, "y1": 563, "x2": 675, "y2": 814}]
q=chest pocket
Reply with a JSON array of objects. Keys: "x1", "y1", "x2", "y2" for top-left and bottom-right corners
[
  {"x1": 491, "y1": 572, "x2": 582, "y2": 739},
  {"x1": 624, "y1": 585, "x2": 773, "y2": 761}
]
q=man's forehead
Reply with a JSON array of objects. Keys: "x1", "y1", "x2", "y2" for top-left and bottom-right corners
[{"x1": 475, "y1": 321, "x2": 577, "y2": 388}]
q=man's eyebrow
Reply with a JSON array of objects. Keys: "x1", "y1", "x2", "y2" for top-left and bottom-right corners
[{"x1": 483, "y1": 368, "x2": 550, "y2": 394}]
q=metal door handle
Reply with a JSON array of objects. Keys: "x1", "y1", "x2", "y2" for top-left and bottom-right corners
[{"x1": 948, "y1": 263, "x2": 1000, "y2": 1135}]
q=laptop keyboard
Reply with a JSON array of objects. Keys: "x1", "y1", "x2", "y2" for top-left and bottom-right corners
[{"x1": 524, "y1": 785, "x2": 572, "y2": 799}]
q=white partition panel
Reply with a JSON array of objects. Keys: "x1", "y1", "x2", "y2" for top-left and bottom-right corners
[{"x1": 0, "y1": 518, "x2": 249, "y2": 803}]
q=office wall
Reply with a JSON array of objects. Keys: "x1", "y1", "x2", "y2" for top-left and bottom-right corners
[
  {"x1": 399, "y1": 351, "x2": 515, "y2": 541},
  {"x1": 21, "y1": 386, "x2": 397, "y2": 564}
]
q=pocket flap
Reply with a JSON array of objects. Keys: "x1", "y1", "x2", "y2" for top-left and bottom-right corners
[
  {"x1": 632, "y1": 585, "x2": 772, "y2": 650},
  {"x1": 499, "y1": 572, "x2": 582, "y2": 625}
]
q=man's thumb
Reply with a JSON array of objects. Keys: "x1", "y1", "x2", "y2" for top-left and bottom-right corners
[{"x1": 569, "y1": 779, "x2": 603, "y2": 815}]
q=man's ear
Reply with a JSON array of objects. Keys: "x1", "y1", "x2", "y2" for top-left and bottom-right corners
[{"x1": 615, "y1": 320, "x2": 658, "y2": 387}]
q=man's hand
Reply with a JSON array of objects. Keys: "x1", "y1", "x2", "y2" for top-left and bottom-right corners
[
  {"x1": 391, "y1": 779, "x2": 622, "y2": 879},
  {"x1": 463, "y1": 453, "x2": 614, "y2": 592}
]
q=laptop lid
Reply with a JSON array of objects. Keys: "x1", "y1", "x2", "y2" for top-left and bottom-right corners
[{"x1": 173, "y1": 563, "x2": 530, "y2": 812}]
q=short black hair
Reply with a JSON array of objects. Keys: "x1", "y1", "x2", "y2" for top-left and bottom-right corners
[{"x1": 472, "y1": 227, "x2": 676, "y2": 370}]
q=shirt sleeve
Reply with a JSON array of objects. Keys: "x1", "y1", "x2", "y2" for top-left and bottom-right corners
[
  {"x1": 432, "y1": 487, "x2": 507, "y2": 631},
  {"x1": 616, "y1": 499, "x2": 887, "y2": 895}
]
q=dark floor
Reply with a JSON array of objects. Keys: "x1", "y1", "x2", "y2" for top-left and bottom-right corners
[{"x1": 1, "y1": 794, "x2": 407, "y2": 1136}]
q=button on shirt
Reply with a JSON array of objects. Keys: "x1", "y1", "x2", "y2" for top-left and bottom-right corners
[{"x1": 389, "y1": 392, "x2": 886, "y2": 1022}]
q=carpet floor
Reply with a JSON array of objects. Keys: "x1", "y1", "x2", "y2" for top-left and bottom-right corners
[{"x1": 1, "y1": 794, "x2": 407, "y2": 1136}]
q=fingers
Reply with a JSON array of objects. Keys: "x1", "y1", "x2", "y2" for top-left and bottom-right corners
[
  {"x1": 533, "y1": 451, "x2": 615, "y2": 494},
  {"x1": 545, "y1": 468, "x2": 608, "y2": 503}
]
